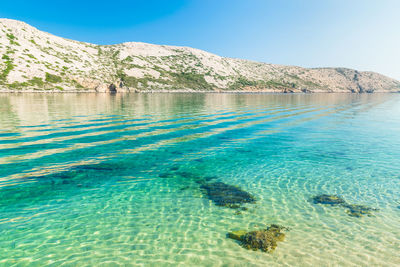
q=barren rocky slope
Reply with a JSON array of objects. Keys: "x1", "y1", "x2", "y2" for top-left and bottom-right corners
[{"x1": 1, "y1": 18, "x2": 399, "y2": 93}]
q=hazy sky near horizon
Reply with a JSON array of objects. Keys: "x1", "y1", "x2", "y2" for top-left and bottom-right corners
[{"x1": 1, "y1": 0, "x2": 399, "y2": 79}]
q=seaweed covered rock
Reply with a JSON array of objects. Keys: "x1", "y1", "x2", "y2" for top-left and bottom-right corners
[
  {"x1": 227, "y1": 230, "x2": 247, "y2": 241},
  {"x1": 227, "y1": 225, "x2": 288, "y2": 253},
  {"x1": 312, "y1": 194, "x2": 378, "y2": 217},
  {"x1": 200, "y1": 182, "x2": 256, "y2": 208},
  {"x1": 343, "y1": 204, "x2": 378, "y2": 217},
  {"x1": 312, "y1": 194, "x2": 346, "y2": 205}
]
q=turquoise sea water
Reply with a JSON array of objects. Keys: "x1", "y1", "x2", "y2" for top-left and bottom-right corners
[{"x1": 0, "y1": 93, "x2": 399, "y2": 266}]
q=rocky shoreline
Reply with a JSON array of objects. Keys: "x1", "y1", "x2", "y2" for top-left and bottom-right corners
[{"x1": 1, "y1": 89, "x2": 399, "y2": 94}]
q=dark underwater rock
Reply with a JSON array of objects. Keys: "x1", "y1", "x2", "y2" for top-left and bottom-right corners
[
  {"x1": 180, "y1": 186, "x2": 191, "y2": 191},
  {"x1": 227, "y1": 230, "x2": 247, "y2": 241},
  {"x1": 73, "y1": 163, "x2": 123, "y2": 171},
  {"x1": 176, "y1": 171, "x2": 198, "y2": 179},
  {"x1": 200, "y1": 182, "x2": 256, "y2": 208},
  {"x1": 228, "y1": 224, "x2": 288, "y2": 253},
  {"x1": 342, "y1": 204, "x2": 378, "y2": 217},
  {"x1": 158, "y1": 172, "x2": 174, "y2": 178},
  {"x1": 312, "y1": 194, "x2": 378, "y2": 217},
  {"x1": 169, "y1": 165, "x2": 180, "y2": 171},
  {"x1": 312, "y1": 194, "x2": 346, "y2": 205},
  {"x1": 203, "y1": 175, "x2": 217, "y2": 182}
]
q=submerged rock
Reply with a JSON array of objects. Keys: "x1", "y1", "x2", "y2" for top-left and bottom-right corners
[
  {"x1": 227, "y1": 230, "x2": 247, "y2": 241},
  {"x1": 175, "y1": 171, "x2": 192, "y2": 178},
  {"x1": 180, "y1": 186, "x2": 191, "y2": 191},
  {"x1": 312, "y1": 194, "x2": 378, "y2": 217},
  {"x1": 343, "y1": 204, "x2": 378, "y2": 217},
  {"x1": 73, "y1": 163, "x2": 122, "y2": 171},
  {"x1": 312, "y1": 194, "x2": 346, "y2": 205},
  {"x1": 227, "y1": 224, "x2": 288, "y2": 253},
  {"x1": 169, "y1": 165, "x2": 180, "y2": 171},
  {"x1": 203, "y1": 175, "x2": 218, "y2": 182},
  {"x1": 158, "y1": 172, "x2": 174, "y2": 178},
  {"x1": 200, "y1": 182, "x2": 256, "y2": 208}
]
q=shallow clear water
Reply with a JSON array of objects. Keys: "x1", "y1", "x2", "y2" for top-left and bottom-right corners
[{"x1": 0, "y1": 93, "x2": 399, "y2": 266}]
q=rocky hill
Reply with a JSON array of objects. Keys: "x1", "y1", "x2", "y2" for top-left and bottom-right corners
[{"x1": 1, "y1": 18, "x2": 399, "y2": 93}]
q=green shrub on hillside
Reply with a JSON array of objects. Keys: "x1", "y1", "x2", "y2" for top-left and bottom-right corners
[
  {"x1": 29, "y1": 77, "x2": 44, "y2": 87},
  {"x1": 170, "y1": 72, "x2": 212, "y2": 90},
  {"x1": 45, "y1": 72, "x2": 62, "y2": 83},
  {"x1": 229, "y1": 76, "x2": 296, "y2": 90},
  {"x1": 0, "y1": 57, "x2": 14, "y2": 81},
  {"x1": 116, "y1": 68, "x2": 213, "y2": 90},
  {"x1": 6, "y1": 33, "x2": 16, "y2": 40}
]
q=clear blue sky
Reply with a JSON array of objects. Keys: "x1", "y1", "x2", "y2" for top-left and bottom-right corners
[{"x1": 1, "y1": 0, "x2": 399, "y2": 79}]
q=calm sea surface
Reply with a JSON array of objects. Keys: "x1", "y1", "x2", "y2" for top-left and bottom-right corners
[{"x1": 0, "y1": 93, "x2": 399, "y2": 266}]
